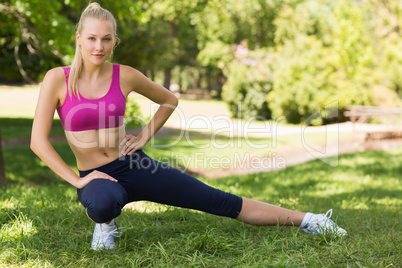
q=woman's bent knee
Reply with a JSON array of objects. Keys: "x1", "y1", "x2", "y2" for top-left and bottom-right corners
[
  {"x1": 86, "y1": 199, "x2": 121, "y2": 223},
  {"x1": 77, "y1": 179, "x2": 127, "y2": 223}
]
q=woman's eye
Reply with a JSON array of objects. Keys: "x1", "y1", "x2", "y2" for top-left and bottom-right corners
[
  {"x1": 89, "y1": 37, "x2": 95, "y2": 40},
  {"x1": 104, "y1": 38, "x2": 111, "y2": 41}
]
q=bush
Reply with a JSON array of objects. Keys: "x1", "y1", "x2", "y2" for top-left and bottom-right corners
[
  {"x1": 124, "y1": 97, "x2": 147, "y2": 128},
  {"x1": 221, "y1": 0, "x2": 402, "y2": 125},
  {"x1": 268, "y1": 35, "x2": 373, "y2": 125},
  {"x1": 223, "y1": 33, "x2": 376, "y2": 125},
  {"x1": 222, "y1": 45, "x2": 273, "y2": 121}
]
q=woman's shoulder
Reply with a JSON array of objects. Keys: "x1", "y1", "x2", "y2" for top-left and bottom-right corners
[
  {"x1": 119, "y1": 64, "x2": 140, "y2": 77},
  {"x1": 43, "y1": 67, "x2": 68, "y2": 83},
  {"x1": 40, "y1": 67, "x2": 68, "y2": 98},
  {"x1": 119, "y1": 64, "x2": 148, "y2": 83}
]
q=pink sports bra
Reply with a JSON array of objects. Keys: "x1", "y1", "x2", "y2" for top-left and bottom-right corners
[{"x1": 56, "y1": 63, "x2": 126, "y2": 131}]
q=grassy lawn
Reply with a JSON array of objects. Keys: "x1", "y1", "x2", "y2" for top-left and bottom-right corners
[
  {"x1": 1, "y1": 140, "x2": 401, "y2": 267},
  {"x1": 0, "y1": 118, "x2": 65, "y2": 141}
]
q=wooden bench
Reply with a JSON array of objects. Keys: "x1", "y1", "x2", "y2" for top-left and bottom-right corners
[
  {"x1": 344, "y1": 105, "x2": 402, "y2": 124},
  {"x1": 344, "y1": 105, "x2": 402, "y2": 141}
]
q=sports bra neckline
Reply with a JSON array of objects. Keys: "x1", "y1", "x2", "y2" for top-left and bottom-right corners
[{"x1": 75, "y1": 64, "x2": 115, "y2": 101}]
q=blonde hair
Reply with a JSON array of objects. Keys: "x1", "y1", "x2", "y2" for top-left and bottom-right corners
[{"x1": 68, "y1": 2, "x2": 119, "y2": 98}]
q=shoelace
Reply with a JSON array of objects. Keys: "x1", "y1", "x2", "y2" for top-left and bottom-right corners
[
  {"x1": 103, "y1": 227, "x2": 123, "y2": 239},
  {"x1": 97, "y1": 225, "x2": 123, "y2": 243},
  {"x1": 115, "y1": 227, "x2": 124, "y2": 237},
  {"x1": 316, "y1": 209, "x2": 335, "y2": 229},
  {"x1": 324, "y1": 209, "x2": 333, "y2": 219},
  {"x1": 319, "y1": 209, "x2": 344, "y2": 235}
]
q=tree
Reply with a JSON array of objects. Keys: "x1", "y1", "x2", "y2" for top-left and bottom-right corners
[
  {"x1": 0, "y1": 0, "x2": 137, "y2": 83},
  {"x1": 0, "y1": 1, "x2": 75, "y2": 83},
  {"x1": 194, "y1": 0, "x2": 282, "y2": 96}
]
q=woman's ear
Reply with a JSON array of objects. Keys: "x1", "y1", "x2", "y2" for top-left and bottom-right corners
[
  {"x1": 76, "y1": 32, "x2": 81, "y2": 46},
  {"x1": 114, "y1": 34, "x2": 119, "y2": 47}
]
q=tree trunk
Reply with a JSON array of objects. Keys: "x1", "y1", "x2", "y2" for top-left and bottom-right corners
[
  {"x1": 207, "y1": 77, "x2": 213, "y2": 93},
  {"x1": 178, "y1": 66, "x2": 183, "y2": 93},
  {"x1": 197, "y1": 72, "x2": 202, "y2": 89},
  {"x1": 0, "y1": 129, "x2": 7, "y2": 187},
  {"x1": 150, "y1": 68, "x2": 155, "y2": 82},
  {"x1": 216, "y1": 75, "x2": 225, "y2": 98},
  {"x1": 190, "y1": 71, "x2": 200, "y2": 89},
  {"x1": 163, "y1": 68, "x2": 172, "y2": 90}
]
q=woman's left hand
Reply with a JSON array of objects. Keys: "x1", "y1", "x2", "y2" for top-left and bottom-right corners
[{"x1": 120, "y1": 134, "x2": 147, "y2": 155}]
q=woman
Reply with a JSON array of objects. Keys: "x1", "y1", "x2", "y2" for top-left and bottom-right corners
[{"x1": 31, "y1": 2, "x2": 346, "y2": 250}]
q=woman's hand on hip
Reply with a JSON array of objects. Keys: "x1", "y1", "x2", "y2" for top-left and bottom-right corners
[
  {"x1": 120, "y1": 134, "x2": 147, "y2": 156},
  {"x1": 76, "y1": 170, "x2": 118, "y2": 189}
]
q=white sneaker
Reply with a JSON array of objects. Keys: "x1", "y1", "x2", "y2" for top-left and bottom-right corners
[
  {"x1": 91, "y1": 219, "x2": 122, "y2": 250},
  {"x1": 301, "y1": 209, "x2": 347, "y2": 237}
]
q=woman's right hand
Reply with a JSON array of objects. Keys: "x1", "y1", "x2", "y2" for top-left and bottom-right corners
[{"x1": 76, "y1": 170, "x2": 118, "y2": 189}]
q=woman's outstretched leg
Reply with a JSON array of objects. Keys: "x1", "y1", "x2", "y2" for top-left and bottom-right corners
[
  {"x1": 237, "y1": 199, "x2": 347, "y2": 236},
  {"x1": 126, "y1": 150, "x2": 347, "y2": 237},
  {"x1": 236, "y1": 198, "x2": 305, "y2": 226}
]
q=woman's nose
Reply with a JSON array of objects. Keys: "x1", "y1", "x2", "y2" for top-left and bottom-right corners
[{"x1": 96, "y1": 40, "x2": 103, "y2": 51}]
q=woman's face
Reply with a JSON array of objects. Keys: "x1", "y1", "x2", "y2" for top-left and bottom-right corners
[{"x1": 77, "y1": 18, "x2": 117, "y2": 66}]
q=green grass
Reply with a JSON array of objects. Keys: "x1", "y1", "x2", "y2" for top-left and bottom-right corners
[
  {"x1": 1, "y1": 142, "x2": 401, "y2": 267},
  {"x1": 0, "y1": 118, "x2": 65, "y2": 141}
]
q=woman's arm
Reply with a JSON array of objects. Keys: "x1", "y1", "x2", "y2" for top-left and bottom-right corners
[
  {"x1": 30, "y1": 68, "x2": 117, "y2": 188},
  {"x1": 120, "y1": 65, "x2": 179, "y2": 155}
]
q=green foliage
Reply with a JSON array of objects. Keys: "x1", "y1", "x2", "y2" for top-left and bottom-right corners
[
  {"x1": 124, "y1": 97, "x2": 146, "y2": 128},
  {"x1": 269, "y1": 36, "x2": 372, "y2": 124},
  {"x1": 1, "y1": 0, "x2": 402, "y2": 124},
  {"x1": 269, "y1": 36, "x2": 331, "y2": 124},
  {"x1": 270, "y1": 0, "x2": 374, "y2": 124},
  {"x1": 377, "y1": 37, "x2": 402, "y2": 97},
  {"x1": 114, "y1": 0, "x2": 205, "y2": 77},
  {"x1": 222, "y1": 0, "x2": 390, "y2": 124},
  {"x1": 222, "y1": 45, "x2": 273, "y2": 120},
  {"x1": 333, "y1": 0, "x2": 375, "y2": 79},
  {"x1": 0, "y1": 0, "x2": 75, "y2": 82}
]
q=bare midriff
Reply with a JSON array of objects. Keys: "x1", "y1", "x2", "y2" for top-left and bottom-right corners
[{"x1": 65, "y1": 124, "x2": 126, "y2": 171}]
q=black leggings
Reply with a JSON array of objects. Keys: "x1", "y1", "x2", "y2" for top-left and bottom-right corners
[{"x1": 77, "y1": 149, "x2": 243, "y2": 223}]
